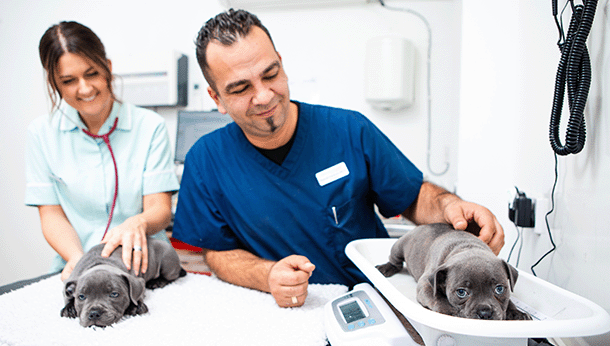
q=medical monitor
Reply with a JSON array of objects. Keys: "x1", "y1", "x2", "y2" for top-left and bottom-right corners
[{"x1": 174, "y1": 110, "x2": 233, "y2": 164}]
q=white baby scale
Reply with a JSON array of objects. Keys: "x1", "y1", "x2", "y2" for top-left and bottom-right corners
[{"x1": 344, "y1": 232, "x2": 610, "y2": 346}]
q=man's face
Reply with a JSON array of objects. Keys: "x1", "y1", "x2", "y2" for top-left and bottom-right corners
[{"x1": 205, "y1": 26, "x2": 294, "y2": 149}]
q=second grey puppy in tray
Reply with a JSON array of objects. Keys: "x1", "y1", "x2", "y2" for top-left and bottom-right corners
[{"x1": 376, "y1": 223, "x2": 530, "y2": 320}]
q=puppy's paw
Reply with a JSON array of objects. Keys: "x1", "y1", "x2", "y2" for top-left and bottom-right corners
[
  {"x1": 505, "y1": 301, "x2": 532, "y2": 320},
  {"x1": 375, "y1": 262, "x2": 402, "y2": 277},
  {"x1": 145, "y1": 277, "x2": 171, "y2": 289},
  {"x1": 506, "y1": 309, "x2": 532, "y2": 320},
  {"x1": 60, "y1": 303, "x2": 77, "y2": 319},
  {"x1": 125, "y1": 301, "x2": 149, "y2": 316}
]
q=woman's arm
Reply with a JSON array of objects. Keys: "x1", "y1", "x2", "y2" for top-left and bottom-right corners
[
  {"x1": 37, "y1": 205, "x2": 84, "y2": 280},
  {"x1": 100, "y1": 191, "x2": 173, "y2": 275}
]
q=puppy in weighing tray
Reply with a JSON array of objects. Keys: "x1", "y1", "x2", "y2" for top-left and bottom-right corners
[
  {"x1": 376, "y1": 223, "x2": 531, "y2": 320},
  {"x1": 60, "y1": 237, "x2": 186, "y2": 327}
]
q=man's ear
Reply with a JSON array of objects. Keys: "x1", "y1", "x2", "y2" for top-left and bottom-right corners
[
  {"x1": 429, "y1": 266, "x2": 448, "y2": 297},
  {"x1": 207, "y1": 86, "x2": 227, "y2": 114}
]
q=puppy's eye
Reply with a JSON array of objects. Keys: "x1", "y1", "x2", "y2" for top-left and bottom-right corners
[
  {"x1": 494, "y1": 285, "x2": 505, "y2": 295},
  {"x1": 78, "y1": 294, "x2": 86, "y2": 301},
  {"x1": 110, "y1": 292, "x2": 119, "y2": 298},
  {"x1": 456, "y1": 289, "x2": 469, "y2": 299}
]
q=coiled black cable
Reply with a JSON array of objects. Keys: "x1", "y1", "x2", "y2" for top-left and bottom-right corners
[{"x1": 549, "y1": 0, "x2": 597, "y2": 155}]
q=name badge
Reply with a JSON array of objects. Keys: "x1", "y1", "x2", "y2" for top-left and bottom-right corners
[{"x1": 316, "y1": 162, "x2": 349, "y2": 187}]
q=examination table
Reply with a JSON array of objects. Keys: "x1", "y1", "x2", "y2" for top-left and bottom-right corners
[{"x1": 0, "y1": 272, "x2": 347, "y2": 345}]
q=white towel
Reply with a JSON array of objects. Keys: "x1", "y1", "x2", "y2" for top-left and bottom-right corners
[{"x1": 0, "y1": 273, "x2": 347, "y2": 346}]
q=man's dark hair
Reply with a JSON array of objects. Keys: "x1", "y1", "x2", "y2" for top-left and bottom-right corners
[{"x1": 195, "y1": 9, "x2": 276, "y2": 92}]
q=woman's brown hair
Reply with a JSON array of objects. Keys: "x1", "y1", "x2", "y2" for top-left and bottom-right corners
[{"x1": 39, "y1": 21, "x2": 114, "y2": 111}]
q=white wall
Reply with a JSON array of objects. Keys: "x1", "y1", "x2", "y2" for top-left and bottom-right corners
[
  {"x1": 0, "y1": 0, "x2": 461, "y2": 284},
  {"x1": 459, "y1": 0, "x2": 610, "y2": 344},
  {"x1": 1, "y1": 0, "x2": 610, "y2": 343}
]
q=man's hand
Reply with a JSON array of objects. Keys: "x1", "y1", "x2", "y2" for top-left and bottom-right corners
[
  {"x1": 267, "y1": 255, "x2": 315, "y2": 307},
  {"x1": 442, "y1": 199, "x2": 505, "y2": 255},
  {"x1": 403, "y1": 181, "x2": 505, "y2": 255}
]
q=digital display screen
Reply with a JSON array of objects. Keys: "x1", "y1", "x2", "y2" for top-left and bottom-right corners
[
  {"x1": 174, "y1": 111, "x2": 233, "y2": 163},
  {"x1": 340, "y1": 301, "x2": 366, "y2": 323}
]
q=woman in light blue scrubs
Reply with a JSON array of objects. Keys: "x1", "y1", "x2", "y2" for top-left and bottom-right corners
[{"x1": 25, "y1": 21, "x2": 179, "y2": 281}]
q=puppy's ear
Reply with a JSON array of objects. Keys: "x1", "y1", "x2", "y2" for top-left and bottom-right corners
[
  {"x1": 122, "y1": 274, "x2": 146, "y2": 305},
  {"x1": 60, "y1": 281, "x2": 78, "y2": 318},
  {"x1": 502, "y1": 260, "x2": 519, "y2": 291},
  {"x1": 429, "y1": 266, "x2": 448, "y2": 297},
  {"x1": 121, "y1": 274, "x2": 148, "y2": 316},
  {"x1": 63, "y1": 280, "x2": 77, "y2": 300}
]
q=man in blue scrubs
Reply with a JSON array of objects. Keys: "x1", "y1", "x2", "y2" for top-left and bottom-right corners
[{"x1": 173, "y1": 9, "x2": 505, "y2": 308}]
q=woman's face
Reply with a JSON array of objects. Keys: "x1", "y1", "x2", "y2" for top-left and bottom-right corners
[{"x1": 54, "y1": 52, "x2": 114, "y2": 122}]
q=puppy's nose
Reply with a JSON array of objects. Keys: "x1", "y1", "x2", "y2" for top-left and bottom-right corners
[
  {"x1": 477, "y1": 307, "x2": 493, "y2": 320},
  {"x1": 88, "y1": 309, "x2": 102, "y2": 321}
]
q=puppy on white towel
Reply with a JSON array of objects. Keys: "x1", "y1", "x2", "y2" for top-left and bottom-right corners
[{"x1": 0, "y1": 273, "x2": 347, "y2": 346}]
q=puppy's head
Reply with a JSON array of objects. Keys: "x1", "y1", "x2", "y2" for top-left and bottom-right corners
[
  {"x1": 62, "y1": 265, "x2": 146, "y2": 327},
  {"x1": 430, "y1": 250, "x2": 518, "y2": 320}
]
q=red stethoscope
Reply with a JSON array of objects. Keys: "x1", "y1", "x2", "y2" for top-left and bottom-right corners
[{"x1": 82, "y1": 117, "x2": 119, "y2": 240}]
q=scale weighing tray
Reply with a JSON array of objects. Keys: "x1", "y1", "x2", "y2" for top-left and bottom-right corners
[{"x1": 346, "y1": 238, "x2": 610, "y2": 346}]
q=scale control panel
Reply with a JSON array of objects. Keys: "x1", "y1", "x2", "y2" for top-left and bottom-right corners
[
  {"x1": 324, "y1": 283, "x2": 418, "y2": 346},
  {"x1": 332, "y1": 289, "x2": 386, "y2": 332}
]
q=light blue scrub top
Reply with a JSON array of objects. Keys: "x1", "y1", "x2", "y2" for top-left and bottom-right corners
[{"x1": 25, "y1": 101, "x2": 180, "y2": 273}]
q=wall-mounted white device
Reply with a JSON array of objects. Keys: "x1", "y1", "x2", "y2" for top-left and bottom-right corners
[
  {"x1": 219, "y1": 0, "x2": 371, "y2": 9},
  {"x1": 365, "y1": 37, "x2": 415, "y2": 112},
  {"x1": 324, "y1": 283, "x2": 417, "y2": 346},
  {"x1": 115, "y1": 51, "x2": 188, "y2": 108}
]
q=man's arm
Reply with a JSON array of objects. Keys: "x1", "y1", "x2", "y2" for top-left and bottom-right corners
[
  {"x1": 402, "y1": 181, "x2": 505, "y2": 254},
  {"x1": 203, "y1": 248, "x2": 315, "y2": 307}
]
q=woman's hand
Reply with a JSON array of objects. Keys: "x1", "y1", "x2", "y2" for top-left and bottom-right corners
[
  {"x1": 100, "y1": 215, "x2": 149, "y2": 275},
  {"x1": 98, "y1": 192, "x2": 173, "y2": 275},
  {"x1": 61, "y1": 253, "x2": 83, "y2": 281}
]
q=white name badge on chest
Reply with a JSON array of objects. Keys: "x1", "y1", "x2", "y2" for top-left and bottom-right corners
[{"x1": 316, "y1": 162, "x2": 350, "y2": 187}]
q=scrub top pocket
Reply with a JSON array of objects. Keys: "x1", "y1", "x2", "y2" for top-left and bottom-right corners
[{"x1": 328, "y1": 198, "x2": 378, "y2": 267}]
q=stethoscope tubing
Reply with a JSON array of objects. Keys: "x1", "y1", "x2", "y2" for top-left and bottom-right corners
[{"x1": 82, "y1": 117, "x2": 119, "y2": 240}]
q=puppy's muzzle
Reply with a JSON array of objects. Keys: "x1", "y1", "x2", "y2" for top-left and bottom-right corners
[
  {"x1": 476, "y1": 305, "x2": 494, "y2": 320},
  {"x1": 88, "y1": 308, "x2": 104, "y2": 321}
]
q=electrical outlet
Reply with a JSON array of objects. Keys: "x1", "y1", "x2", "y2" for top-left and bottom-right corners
[{"x1": 533, "y1": 197, "x2": 549, "y2": 235}]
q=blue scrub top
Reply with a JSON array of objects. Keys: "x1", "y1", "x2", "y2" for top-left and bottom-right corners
[{"x1": 173, "y1": 102, "x2": 422, "y2": 286}]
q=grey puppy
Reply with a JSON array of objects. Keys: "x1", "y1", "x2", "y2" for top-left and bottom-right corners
[
  {"x1": 376, "y1": 223, "x2": 530, "y2": 320},
  {"x1": 60, "y1": 237, "x2": 186, "y2": 327}
]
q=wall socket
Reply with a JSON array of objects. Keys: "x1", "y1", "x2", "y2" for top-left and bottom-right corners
[{"x1": 533, "y1": 197, "x2": 550, "y2": 235}]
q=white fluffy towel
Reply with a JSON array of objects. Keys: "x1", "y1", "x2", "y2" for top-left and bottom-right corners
[{"x1": 0, "y1": 273, "x2": 347, "y2": 346}]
